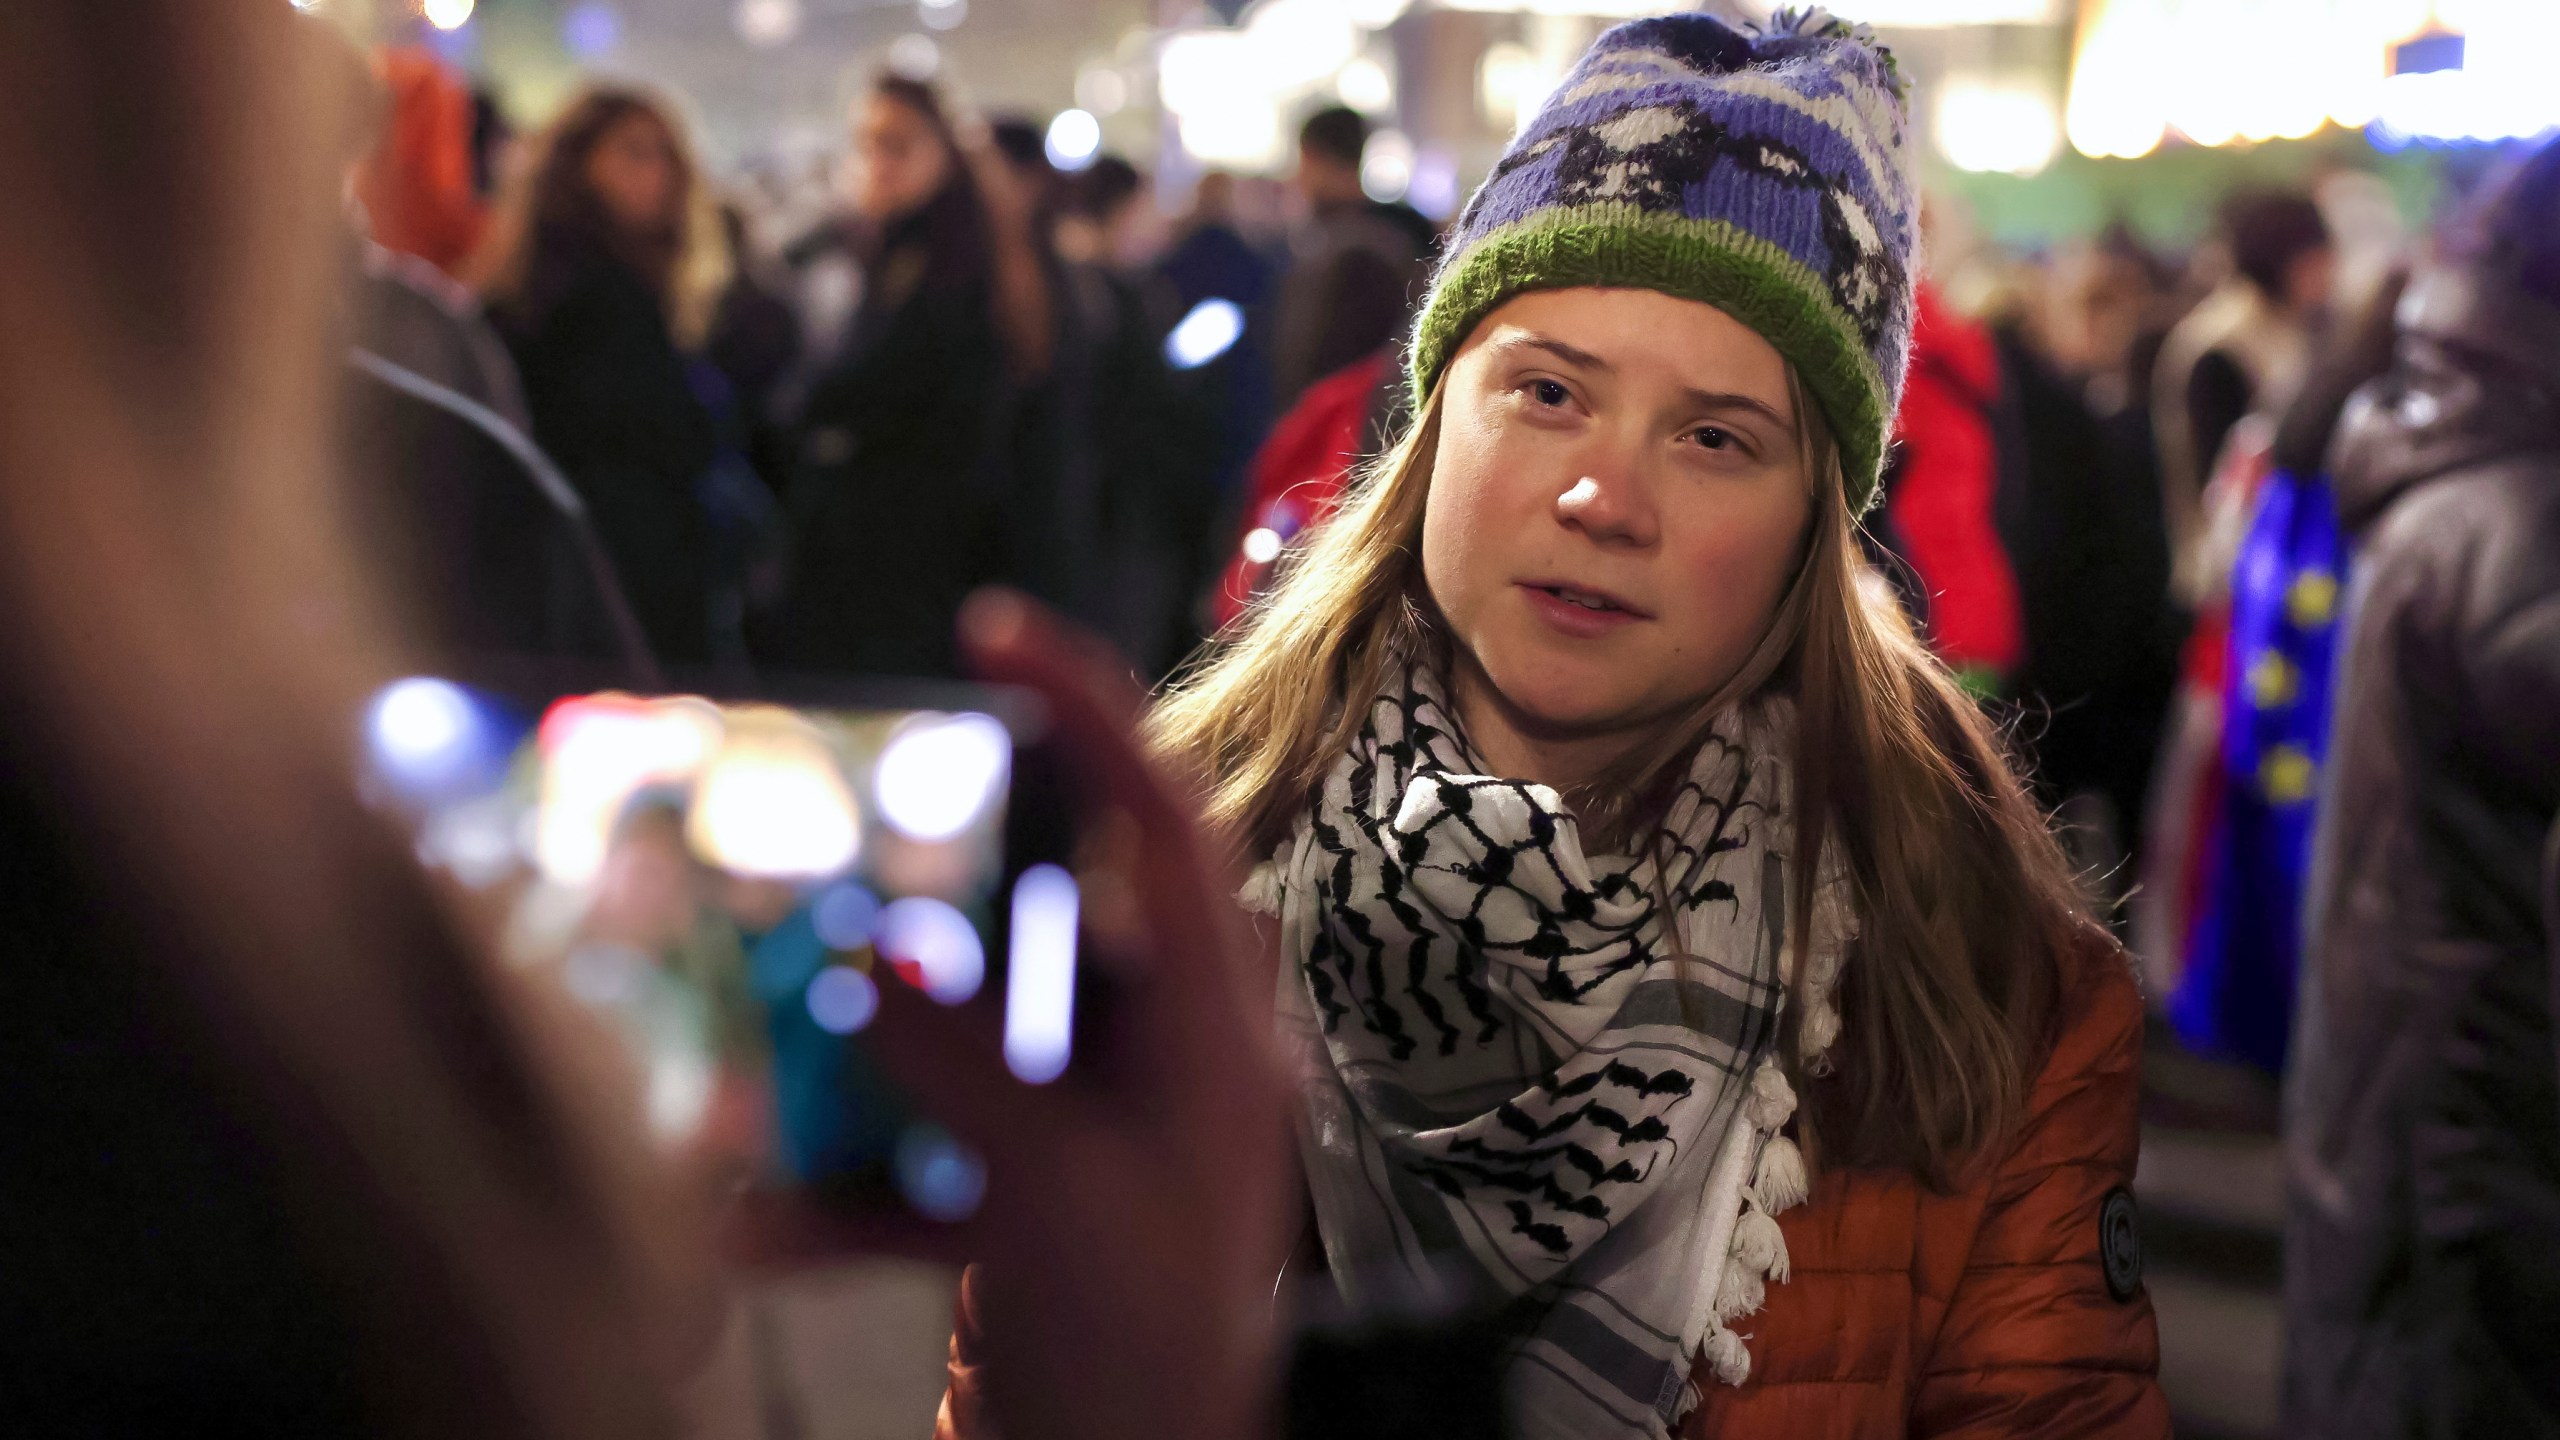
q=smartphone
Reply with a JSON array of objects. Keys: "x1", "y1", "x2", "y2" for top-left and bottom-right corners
[{"x1": 362, "y1": 668, "x2": 1082, "y2": 1222}]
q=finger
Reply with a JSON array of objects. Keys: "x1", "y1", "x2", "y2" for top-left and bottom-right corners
[
  {"x1": 860, "y1": 962, "x2": 1076, "y2": 1150},
  {"x1": 958, "y1": 592, "x2": 1244, "y2": 1016}
]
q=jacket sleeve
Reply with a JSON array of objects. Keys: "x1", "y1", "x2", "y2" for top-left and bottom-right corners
[{"x1": 1913, "y1": 949, "x2": 2172, "y2": 1438}]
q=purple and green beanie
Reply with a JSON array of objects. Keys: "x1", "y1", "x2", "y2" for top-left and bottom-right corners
[{"x1": 1410, "y1": 7, "x2": 1916, "y2": 509}]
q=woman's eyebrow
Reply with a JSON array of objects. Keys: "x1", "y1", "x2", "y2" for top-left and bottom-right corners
[
  {"x1": 1682, "y1": 388, "x2": 1790, "y2": 428},
  {"x1": 1494, "y1": 334, "x2": 1614, "y2": 372}
]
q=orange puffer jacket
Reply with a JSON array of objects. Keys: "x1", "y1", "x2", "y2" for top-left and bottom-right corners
[
  {"x1": 936, "y1": 945, "x2": 2169, "y2": 1439},
  {"x1": 1681, "y1": 943, "x2": 2169, "y2": 1438}
]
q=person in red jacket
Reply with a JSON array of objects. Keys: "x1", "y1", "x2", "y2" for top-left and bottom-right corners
[
  {"x1": 1879, "y1": 283, "x2": 2025, "y2": 691},
  {"x1": 1210, "y1": 348, "x2": 1394, "y2": 630}
]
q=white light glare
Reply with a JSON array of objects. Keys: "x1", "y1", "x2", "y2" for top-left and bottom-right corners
[
  {"x1": 886, "y1": 34, "x2": 941, "y2": 81},
  {"x1": 1935, "y1": 85, "x2": 2061, "y2": 176},
  {"x1": 1165, "y1": 297, "x2": 1246, "y2": 370},
  {"x1": 370, "y1": 677, "x2": 475, "y2": 780},
  {"x1": 1337, "y1": 55, "x2": 1395, "y2": 115},
  {"x1": 1478, "y1": 42, "x2": 1553, "y2": 134},
  {"x1": 1003, "y1": 865, "x2": 1080, "y2": 1084},
  {"x1": 878, "y1": 897, "x2": 986, "y2": 1004},
  {"x1": 423, "y1": 0, "x2": 474, "y2": 31},
  {"x1": 918, "y1": 0, "x2": 964, "y2": 31},
  {"x1": 1241, "y1": 526, "x2": 1285, "y2": 565},
  {"x1": 735, "y1": 0, "x2": 802, "y2": 47},
  {"x1": 688, "y1": 715, "x2": 861, "y2": 880},
  {"x1": 1045, "y1": 109, "x2": 1103, "y2": 172},
  {"x1": 1361, "y1": 127, "x2": 1414, "y2": 202},
  {"x1": 874, "y1": 712, "x2": 1011, "y2": 843},
  {"x1": 1076, "y1": 67, "x2": 1130, "y2": 116}
]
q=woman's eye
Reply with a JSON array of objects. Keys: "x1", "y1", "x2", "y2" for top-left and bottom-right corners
[
  {"x1": 1528, "y1": 379, "x2": 1570, "y2": 407},
  {"x1": 1691, "y1": 425, "x2": 1739, "y2": 452}
]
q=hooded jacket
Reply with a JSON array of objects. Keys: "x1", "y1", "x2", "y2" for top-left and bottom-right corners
[{"x1": 2283, "y1": 261, "x2": 2560, "y2": 1436}]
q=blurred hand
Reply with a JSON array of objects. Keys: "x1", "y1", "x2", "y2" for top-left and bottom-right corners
[{"x1": 729, "y1": 591, "x2": 1293, "y2": 1440}]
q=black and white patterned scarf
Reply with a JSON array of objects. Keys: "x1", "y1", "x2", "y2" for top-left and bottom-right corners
[{"x1": 1249, "y1": 663, "x2": 1853, "y2": 1439}]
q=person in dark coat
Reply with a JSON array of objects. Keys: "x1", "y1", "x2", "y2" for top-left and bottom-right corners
[
  {"x1": 2284, "y1": 137, "x2": 2560, "y2": 1437},
  {"x1": 1268, "y1": 106, "x2": 1432, "y2": 410},
  {"x1": 468, "y1": 87, "x2": 725, "y2": 668},
  {"x1": 766, "y1": 76, "x2": 1028, "y2": 678}
]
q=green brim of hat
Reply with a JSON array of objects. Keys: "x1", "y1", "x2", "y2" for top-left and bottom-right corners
[{"x1": 1408, "y1": 205, "x2": 1891, "y2": 511}]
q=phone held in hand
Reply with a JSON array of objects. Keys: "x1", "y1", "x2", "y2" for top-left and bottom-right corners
[{"x1": 361, "y1": 667, "x2": 1082, "y2": 1224}]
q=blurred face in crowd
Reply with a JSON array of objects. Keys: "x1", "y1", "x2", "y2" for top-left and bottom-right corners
[
  {"x1": 1421, "y1": 287, "x2": 1813, "y2": 759},
  {"x1": 2286, "y1": 242, "x2": 2340, "y2": 316},
  {"x1": 585, "y1": 109, "x2": 682, "y2": 237},
  {"x1": 851, "y1": 91, "x2": 952, "y2": 222}
]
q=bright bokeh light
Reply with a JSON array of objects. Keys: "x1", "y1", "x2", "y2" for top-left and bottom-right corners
[
  {"x1": 806, "y1": 965, "x2": 880, "y2": 1035},
  {"x1": 369, "y1": 678, "x2": 476, "y2": 784},
  {"x1": 1361, "y1": 127, "x2": 1415, "y2": 200},
  {"x1": 1165, "y1": 297, "x2": 1247, "y2": 370},
  {"x1": 1337, "y1": 55, "x2": 1395, "y2": 114},
  {"x1": 423, "y1": 0, "x2": 474, "y2": 31},
  {"x1": 1935, "y1": 84, "x2": 2062, "y2": 175},
  {"x1": 886, "y1": 33, "x2": 940, "y2": 80},
  {"x1": 1044, "y1": 108, "x2": 1103, "y2": 171},
  {"x1": 813, "y1": 882, "x2": 883, "y2": 951},
  {"x1": 690, "y1": 717, "x2": 862, "y2": 881},
  {"x1": 1478, "y1": 41, "x2": 1557, "y2": 133},
  {"x1": 877, "y1": 897, "x2": 985, "y2": 1004},
  {"x1": 873, "y1": 712, "x2": 1010, "y2": 843},
  {"x1": 1076, "y1": 66, "x2": 1130, "y2": 116},
  {"x1": 536, "y1": 697, "x2": 722, "y2": 885},
  {"x1": 735, "y1": 0, "x2": 802, "y2": 47},
  {"x1": 918, "y1": 0, "x2": 964, "y2": 31},
  {"x1": 2068, "y1": 0, "x2": 2560, "y2": 155},
  {"x1": 1241, "y1": 526, "x2": 1285, "y2": 565},
  {"x1": 1250, "y1": 0, "x2": 1362, "y2": 92},
  {"x1": 1003, "y1": 865, "x2": 1080, "y2": 1084},
  {"x1": 1160, "y1": 31, "x2": 1286, "y2": 168}
]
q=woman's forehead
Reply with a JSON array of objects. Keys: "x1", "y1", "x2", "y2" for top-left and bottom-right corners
[{"x1": 1467, "y1": 287, "x2": 1793, "y2": 407}]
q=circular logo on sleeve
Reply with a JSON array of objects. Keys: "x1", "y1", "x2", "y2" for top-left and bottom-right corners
[{"x1": 2099, "y1": 1186, "x2": 2143, "y2": 1302}]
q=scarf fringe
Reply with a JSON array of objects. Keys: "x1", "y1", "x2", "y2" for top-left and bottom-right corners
[{"x1": 1688, "y1": 849, "x2": 1856, "y2": 1397}]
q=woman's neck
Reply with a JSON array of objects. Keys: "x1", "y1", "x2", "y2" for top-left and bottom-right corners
[{"x1": 1444, "y1": 650, "x2": 1660, "y2": 798}]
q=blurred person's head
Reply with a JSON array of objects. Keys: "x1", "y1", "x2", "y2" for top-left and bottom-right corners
[
  {"x1": 1055, "y1": 155, "x2": 1147, "y2": 266},
  {"x1": 2442, "y1": 131, "x2": 2560, "y2": 311},
  {"x1": 2047, "y1": 223, "x2": 2167, "y2": 380},
  {"x1": 850, "y1": 75, "x2": 959, "y2": 223},
  {"x1": 467, "y1": 86, "x2": 728, "y2": 346},
  {"x1": 1295, "y1": 105, "x2": 1369, "y2": 208},
  {"x1": 2224, "y1": 189, "x2": 2335, "y2": 315},
  {"x1": 1155, "y1": 12, "x2": 2082, "y2": 1188},
  {"x1": 1187, "y1": 169, "x2": 1238, "y2": 229}
]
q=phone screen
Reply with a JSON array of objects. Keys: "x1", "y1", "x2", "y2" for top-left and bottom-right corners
[{"x1": 365, "y1": 674, "x2": 1075, "y2": 1221}]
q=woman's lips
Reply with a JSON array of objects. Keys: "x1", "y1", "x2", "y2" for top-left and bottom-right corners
[{"x1": 1517, "y1": 581, "x2": 1648, "y2": 638}]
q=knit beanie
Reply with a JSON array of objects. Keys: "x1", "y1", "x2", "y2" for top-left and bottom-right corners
[{"x1": 1409, "y1": 8, "x2": 1916, "y2": 509}]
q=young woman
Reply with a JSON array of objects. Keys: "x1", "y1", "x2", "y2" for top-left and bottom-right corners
[
  {"x1": 1139, "y1": 12, "x2": 2168, "y2": 1439},
  {"x1": 768, "y1": 75, "x2": 1047, "y2": 679},
  {"x1": 467, "y1": 87, "x2": 729, "y2": 666}
]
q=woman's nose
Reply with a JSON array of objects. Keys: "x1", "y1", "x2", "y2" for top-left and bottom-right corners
[{"x1": 1554, "y1": 471, "x2": 1657, "y2": 548}]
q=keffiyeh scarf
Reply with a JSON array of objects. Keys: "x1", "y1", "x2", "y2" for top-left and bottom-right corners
[{"x1": 1248, "y1": 665, "x2": 1853, "y2": 1439}]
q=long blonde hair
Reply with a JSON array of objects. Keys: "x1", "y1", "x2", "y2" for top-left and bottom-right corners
[{"x1": 1148, "y1": 365, "x2": 2085, "y2": 1187}]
